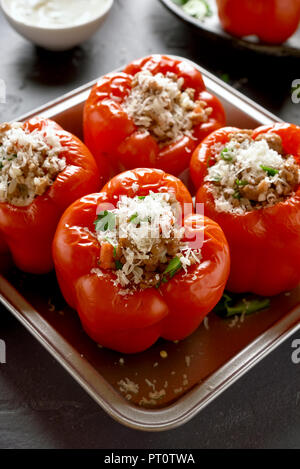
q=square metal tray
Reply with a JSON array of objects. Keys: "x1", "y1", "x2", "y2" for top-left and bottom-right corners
[{"x1": 1, "y1": 57, "x2": 300, "y2": 431}]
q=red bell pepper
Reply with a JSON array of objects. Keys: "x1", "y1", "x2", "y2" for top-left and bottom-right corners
[
  {"x1": 191, "y1": 123, "x2": 300, "y2": 296},
  {"x1": 217, "y1": 0, "x2": 300, "y2": 44},
  {"x1": 0, "y1": 117, "x2": 101, "y2": 274},
  {"x1": 83, "y1": 55, "x2": 225, "y2": 180},
  {"x1": 53, "y1": 168, "x2": 230, "y2": 353}
]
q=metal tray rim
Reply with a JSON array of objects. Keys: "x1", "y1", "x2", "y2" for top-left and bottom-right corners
[
  {"x1": 1, "y1": 56, "x2": 298, "y2": 432},
  {"x1": 2, "y1": 275, "x2": 300, "y2": 432},
  {"x1": 14, "y1": 55, "x2": 282, "y2": 126}
]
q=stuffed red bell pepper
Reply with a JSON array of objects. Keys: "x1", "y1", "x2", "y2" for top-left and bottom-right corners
[
  {"x1": 190, "y1": 123, "x2": 300, "y2": 296},
  {"x1": 83, "y1": 55, "x2": 225, "y2": 180},
  {"x1": 217, "y1": 0, "x2": 300, "y2": 44},
  {"x1": 53, "y1": 168, "x2": 230, "y2": 353},
  {"x1": 0, "y1": 118, "x2": 101, "y2": 274}
]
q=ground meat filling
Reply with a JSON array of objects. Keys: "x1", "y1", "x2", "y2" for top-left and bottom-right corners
[
  {"x1": 205, "y1": 131, "x2": 300, "y2": 214},
  {"x1": 123, "y1": 70, "x2": 212, "y2": 145},
  {"x1": 94, "y1": 192, "x2": 201, "y2": 290},
  {"x1": 0, "y1": 122, "x2": 66, "y2": 207}
]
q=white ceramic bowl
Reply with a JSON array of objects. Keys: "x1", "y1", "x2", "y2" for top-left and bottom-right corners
[{"x1": 0, "y1": 0, "x2": 114, "y2": 51}]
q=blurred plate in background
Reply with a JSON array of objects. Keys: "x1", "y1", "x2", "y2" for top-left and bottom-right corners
[{"x1": 159, "y1": 0, "x2": 300, "y2": 57}]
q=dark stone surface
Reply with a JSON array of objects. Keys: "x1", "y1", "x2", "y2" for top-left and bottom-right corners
[{"x1": 0, "y1": 0, "x2": 300, "y2": 449}]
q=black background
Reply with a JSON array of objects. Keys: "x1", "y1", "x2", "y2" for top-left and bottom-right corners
[{"x1": 0, "y1": 0, "x2": 300, "y2": 449}]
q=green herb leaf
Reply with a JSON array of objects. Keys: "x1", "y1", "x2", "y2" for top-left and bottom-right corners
[
  {"x1": 138, "y1": 196, "x2": 146, "y2": 200},
  {"x1": 115, "y1": 260, "x2": 123, "y2": 270},
  {"x1": 7, "y1": 154, "x2": 18, "y2": 161},
  {"x1": 260, "y1": 165, "x2": 279, "y2": 177},
  {"x1": 233, "y1": 191, "x2": 241, "y2": 200},
  {"x1": 163, "y1": 257, "x2": 182, "y2": 279},
  {"x1": 129, "y1": 213, "x2": 139, "y2": 223},
  {"x1": 214, "y1": 292, "x2": 270, "y2": 319},
  {"x1": 235, "y1": 179, "x2": 248, "y2": 187},
  {"x1": 220, "y1": 148, "x2": 233, "y2": 162},
  {"x1": 94, "y1": 211, "x2": 116, "y2": 232},
  {"x1": 156, "y1": 257, "x2": 183, "y2": 289}
]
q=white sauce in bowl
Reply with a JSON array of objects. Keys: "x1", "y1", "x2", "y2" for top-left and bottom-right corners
[{"x1": 3, "y1": 0, "x2": 111, "y2": 28}]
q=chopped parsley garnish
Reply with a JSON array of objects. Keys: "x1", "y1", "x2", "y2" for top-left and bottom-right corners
[
  {"x1": 115, "y1": 260, "x2": 123, "y2": 270},
  {"x1": 94, "y1": 211, "x2": 116, "y2": 232},
  {"x1": 220, "y1": 148, "x2": 233, "y2": 162},
  {"x1": 260, "y1": 165, "x2": 279, "y2": 177},
  {"x1": 7, "y1": 154, "x2": 18, "y2": 161},
  {"x1": 138, "y1": 196, "x2": 146, "y2": 200},
  {"x1": 163, "y1": 257, "x2": 182, "y2": 277},
  {"x1": 214, "y1": 292, "x2": 270, "y2": 318},
  {"x1": 129, "y1": 213, "x2": 139, "y2": 223},
  {"x1": 129, "y1": 213, "x2": 151, "y2": 225},
  {"x1": 156, "y1": 257, "x2": 183, "y2": 288},
  {"x1": 163, "y1": 257, "x2": 182, "y2": 280},
  {"x1": 235, "y1": 179, "x2": 248, "y2": 187},
  {"x1": 233, "y1": 191, "x2": 241, "y2": 200}
]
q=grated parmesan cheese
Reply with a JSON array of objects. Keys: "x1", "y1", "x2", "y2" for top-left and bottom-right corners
[
  {"x1": 145, "y1": 378, "x2": 156, "y2": 390},
  {"x1": 95, "y1": 192, "x2": 201, "y2": 289},
  {"x1": 149, "y1": 389, "x2": 166, "y2": 400},
  {"x1": 118, "y1": 377, "x2": 139, "y2": 395},
  {"x1": 90, "y1": 268, "x2": 104, "y2": 278},
  {"x1": 174, "y1": 387, "x2": 183, "y2": 394},
  {"x1": 123, "y1": 70, "x2": 211, "y2": 145},
  {"x1": 138, "y1": 379, "x2": 167, "y2": 407},
  {"x1": 0, "y1": 122, "x2": 65, "y2": 206},
  {"x1": 228, "y1": 315, "x2": 239, "y2": 328}
]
